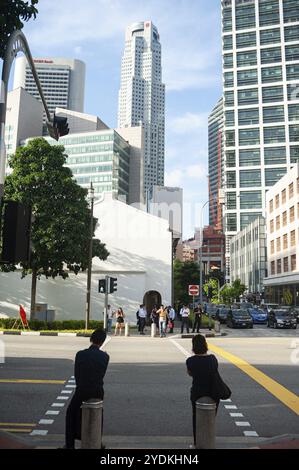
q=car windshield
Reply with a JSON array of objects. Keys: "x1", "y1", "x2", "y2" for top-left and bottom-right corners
[
  {"x1": 232, "y1": 310, "x2": 250, "y2": 318},
  {"x1": 220, "y1": 309, "x2": 229, "y2": 314},
  {"x1": 273, "y1": 310, "x2": 294, "y2": 317},
  {"x1": 249, "y1": 309, "x2": 266, "y2": 315}
]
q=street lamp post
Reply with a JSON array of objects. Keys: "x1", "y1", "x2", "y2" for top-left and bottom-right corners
[
  {"x1": 85, "y1": 182, "x2": 95, "y2": 331},
  {"x1": 199, "y1": 201, "x2": 209, "y2": 306}
]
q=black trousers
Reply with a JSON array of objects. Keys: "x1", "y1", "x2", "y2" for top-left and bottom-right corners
[
  {"x1": 191, "y1": 400, "x2": 219, "y2": 446},
  {"x1": 192, "y1": 317, "x2": 201, "y2": 332},
  {"x1": 65, "y1": 391, "x2": 103, "y2": 449},
  {"x1": 139, "y1": 317, "x2": 146, "y2": 333},
  {"x1": 181, "y1": 317, "x2": 189, "y2": 333}
]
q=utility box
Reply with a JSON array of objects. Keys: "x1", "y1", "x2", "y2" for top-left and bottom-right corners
[
  {"x1": 33, "y1": 303, "x2": 48, "y2": 321},
  {"x1": 46, "y1": 310, "x2": 56, "y2": 322}
]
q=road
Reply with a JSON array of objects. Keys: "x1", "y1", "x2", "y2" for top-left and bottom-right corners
[{"x1": 0, "y1": 327, "x2": 298, "y2": 448}]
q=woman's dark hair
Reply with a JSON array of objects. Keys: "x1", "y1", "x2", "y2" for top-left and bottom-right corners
[
  {"x1": 192, "y1": 334, "x2": 208, "y2": 355},
  {"x1": 90, "y1": 329, "x2": 106, "y2": 345}
]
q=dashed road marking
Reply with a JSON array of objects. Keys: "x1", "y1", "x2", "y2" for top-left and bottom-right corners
[
  {"x1": 235, "y1": 421, "x2": 251, "y2": 427},
  {"x1": 30, "y1": 430, "x2": 48, "y2": 436},
  {"x1": 230, "y1": 413, "x2": 244, "y2": 417},
  {"x1": 65, "y1": 385, "x2": 76, "y2": 388},
  {"x1": 244, "y1": 431, "x2": 259, "y2": 437},
  {"x1": 46, "y1": 410, "x2": 60, "y2": 416},
  {"x1": 224, "y1": 405, "x2": 237, "y2": 409},
  {"x1": 61, "y1": 390, "x2": 72, "y2": 394},
  {"x1": 39, "y1": 419, "x2": 54, "y2": 425},
  {"x1": 56, "y1": 396, "x2": 69, "y2": 400},
  {"x1": 51, "y1": 403, "x2": 65, "y2": 407}
]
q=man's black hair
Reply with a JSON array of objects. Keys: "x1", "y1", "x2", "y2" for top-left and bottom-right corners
[{"x1": 90, "y1": 329, "x2": 106, "y2": 345}]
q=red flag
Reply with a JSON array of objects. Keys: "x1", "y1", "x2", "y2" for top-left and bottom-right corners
[{"x1": 19, "y1": 305, "x2": 28, "y2": 327}]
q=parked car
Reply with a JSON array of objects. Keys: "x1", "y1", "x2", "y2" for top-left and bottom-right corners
[
  {"x1": 232, "y1": 302, "x2": 254, "y2": 309},
  {"x1": 290, "y1": 308, "x2": 299, "y2": 324},
  {"x1": 262, "y1": 303, "x2": 279, "y2": 313},
  {"x1": 215, "y1": 307, "x2": 230, "y2": 324},
  {"x1": 267, "y1": 310, "x2": 297, "y2": 329},
  {"x1": 247, "y1": 307, "x2": 268, "y2": 324},
  {"x1": 226, "y1": 309, "x2": 254, "y2": 328},
  {"x1": 205, "y1": 304, "x2": 218, "y2": 319}
]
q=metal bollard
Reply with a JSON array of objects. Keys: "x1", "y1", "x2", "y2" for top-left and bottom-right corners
[
  {"x1": 81, "y1": 399, "x2": 103, "y2": 449},
  {"x1": 214, "y1": 320, "x2": 221, "y2": 333},
  {"x1": 195, "y1": 397, "x2": 216, "y2": 449},
  {"x1": 151, "y1": 323, "x2": 157, "y2": 337},
  {"x1": 125, "y1": 322, "x2": 130, "y2": 336}
]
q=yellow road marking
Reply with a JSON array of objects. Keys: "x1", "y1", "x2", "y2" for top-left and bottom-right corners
[
  {"x1": 208, "y1": 342, "x2": 299, "y2": 416},
  {"x1": 0, "y1": 423, "x2": 36, "y2": 427},
  {"x1": 0, "y1": 379, "x2": 65, "y2": 384},
  {"x1": 0, "y1": 428, "x2": 32, "y2": 433}
]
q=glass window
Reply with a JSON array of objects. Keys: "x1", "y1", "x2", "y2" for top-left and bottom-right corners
[
  {"x1": 238, "y1": 108, "x2": 259, "y2": 125},
  {"x1": 283, "y1": 210, "x2": 287, "y2": 226},
  {"x1": 239, "y1": 148, "x2": 261, "y2": 166},
  {"x1": 290, "y1": 146, "x2": 299, "y2": 163},
  {"x1": 240, "y1": 191, "x2": 262, "y2": 209},
  {"x1": 264, "y1": 126, "x2": 285, "y2": 144},
  {"x1": 282, "y1": 188, "x2": 286, "y2": 203},
  {"x1": 227, "y1": 171, "x2": 236, "y2": 188},
  {"x1": 224, "y1": 53, "x2": 234, "y2": 68},
  {"x1": 289, "y1": 125, "x2": 299, "y2": 141},
  {"x1": 290, "y1": 205, "x2": 295, "y2": 222},
  {"x1": 223, "y1": 7, "x2": 232, "y2": 32},
  {"x1": 269, "y1": 199, "x2": 274, "y2": 212},
  {"x1": 285, "y1": 45, "x2": 299, "y2": 61},
  {"x1": 227, "y1": 192, "x2": 237, "y2": 209},
  {"x1": 225, "y1": 110, "x2": 235, "y2": 126},
  {"x1": 227, "y1": 213, "x2": 237, "y2": 231},
  {"x1": 276, "y1": 215, "x2": 280, "y2": 230},
  {"x1": 237, "y1": 69, "x2": 258, "y2": 86},
  {"x1": 289, "y1": 183, "x2": 294, "y2": 199},
  {"x1": 239, "y1": 128, "x2": 260, "y2": 146},
  {"x1": 270, "y1": 219, "x2": 274, "y2": 232},
  {"x1": 259, "y1": 0, "x2": 280, "y2": 26},
  {"x1": 238, "y1": 88, "x2": 259, "y2": 105},
  {"x1": 284, "y1": 25, "x2": 299, "y2": 42},
  {"x1": 260, "y1": 28, "x2": 281, "y2": 45},
  {"x1": 261, "y1": 66, "x2": 282, "y2": 83},
  {"x1": 226, "y1": 150, "x2": 236, "y2": 167},
  {"x1": 283, "y1": 0, "x2": 299, "y2": 23},
  {"x1": 289, "y1": 104, "x2": 299, "y2": 121},
  {"x1": 236, "y1": 32, "x2": 256, "y2": 48},
  {"x1": 261, "y1": 47, "x2": 282, "y2": 64},
  {"x1": 263, "y1": 106, "x2": 284, "y2": 123},
  {"x1": 286, "y1": 64, "x2": 299, "y2": 80},
  {"x1": 277, "y1": 259, "x2": 282, "y2": 274},
  {"x1": 275, "y1": 194, "x2": 280, "y2": 208},
  {"x1": 287, "y1": 83, "x2": 299, "y2": 100},
  {"x1": 283, "y1": 257, "x2": 288, "y2": 273},
  {"x1": 226, "y1": 130, "x2": 235, "y2": 147},
  {"x1": 236, "y1": 3, "x2": 256, "y2": 30},
  {"x1": 223, "y1": 35, "x2": 233, "y2": 50},
  {"x1": 264, "y1": 147, "x2": 287, "y2": 165},
  {"x1": 277, "y1": 237, "x2": 281, "y2": 251},
  {"x1": 225, "y1": 90, "x2": 234, "y2": 106},
  {"x1": 271, "y1": 261, "x2": 275, "y2": 275},
  {"x1": 271, "y1": 240, "x2": 275, "y2": 254},
  {"x1": 291, "y1": 254, "x2": 296, "y2": 272},
  {"x1": 240, "y1": 213, "x2": 262, "y2": 229},
  {"x1": 240, "y1": 170, "x2": 261, "y2": 187},
  {"x1": 237, "y1": 51, "x2": 257, "y2": 67},
  {"x1": 262, "y1": 85, "x2": 284, "y2": 102},
  {"x1": 224, "y1": 71, "x2": 234, "y2": 87},
  {"x1": 265, "y1": 168, "x2": 287, "y2": 186}
]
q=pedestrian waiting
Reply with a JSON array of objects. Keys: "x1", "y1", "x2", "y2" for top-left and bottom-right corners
[
  {"x1": 114, "y1": 308, "x2": 125, "y2": 336},
  {"x1": 180, "y1": 304, "x2": 190, "y2": 334},
  {"x1": 167, "y1": 305, "x2": 176, "y2": 333},
  {"x1": 157, "y1": 304, "x2": 168, "y2": 338},
  {"x1": 137, "y1": 304, "x2": 147, "y2": 335},
  {"x1": 192, "y1": 304, "x2": 202, "y2": 333}
]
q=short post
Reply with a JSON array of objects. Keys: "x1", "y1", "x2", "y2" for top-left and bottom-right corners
[
  {"x1": 125, "y1": 322, "x2": 130, "y2": 337},
  {"x1": 195, "y1": 397, "x2": 216, "y2": 449},
  {"x1": 214, "y1": 320, "x2": 221, "y2": 333},
  {"x1": 81, "y1": 399, "x2": 103, "y2": 449},
  {"x1": 151, "y1": 322, "x2": 156, "y2": 337}
]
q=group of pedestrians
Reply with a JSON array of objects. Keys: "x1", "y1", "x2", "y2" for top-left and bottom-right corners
[
  {"x1": 137, "y1": 304, "x2": 176, "y2": 338},
  {"x1": 107, "y1": 305, "x2": 126, "y2": 336},
  {"x1": 179, "y1": 304, "x2": 203, "y2": 334}
]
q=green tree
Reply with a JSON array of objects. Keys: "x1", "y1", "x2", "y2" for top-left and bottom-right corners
[
  {"x1": 219, "y1": 279, "x2": 247, "y2": 305},
  {"x1": 2, "y1": 138, "x2": 109, "y2": 317},
  {"x1": 174, "y1": 259, "x2": 200, "y2": 308},
  {"x1": 0, "y1": 1, "x2": 39, "y2": 58},
  {"x1": 203, "y1": 279, "x2": 219, "y2": 304}
]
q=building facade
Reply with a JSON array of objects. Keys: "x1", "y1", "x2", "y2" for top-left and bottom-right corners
[
  {"x1": 222, "y1": 0, "x2": 299, "y2": 279},
  {"x1": 118, "y1": 21, "x2": 165, "y2": 195},
  {"x1": 230, "y1": 216, "x2": 267, "y2": 294},
  {"x1": 264, "y1": 163, "x2": 299, "y2": 306},
  {"x1": 208, "y1": 98, "x2": 224, "y2": 228},
  {"x1": 13, "y1": 56, "x2": 85, "y2": 126}
]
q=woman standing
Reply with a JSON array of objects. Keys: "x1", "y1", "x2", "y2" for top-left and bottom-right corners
[
  {"x1": 157, "y1": 304, "x2": 167, "y2": 338},
  {"x1": 186, "y1": 334, "x2": 219, "y2": 446},
  {"x1": 114, "y1": 308, "x2": 125, "y2": 336}
]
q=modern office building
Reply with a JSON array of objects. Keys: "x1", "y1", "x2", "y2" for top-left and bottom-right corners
[
  {"x1": 264, "y1": 163, "x2": 299, "y2": 306},
  {"x1": 222, "y1": 0, "x2": 299, "y2": 280},
  {"x1": 208, "y1": 98, "x2": 224, "y2": 228},
  {"x1": 13, "y1": 57, "x2": 85, "y2": 126},
  {"x1": 5, "y1": 87, "x2": 43, "y2": 161},
  {"x1": 118, "y1": 21, "x2": 165, "y2": 195},
  {"x1": 230, "y1": 216, "x2": 267, "y2": 294}
]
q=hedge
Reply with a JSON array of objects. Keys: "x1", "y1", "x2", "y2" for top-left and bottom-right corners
[{"x1": 0, "y1": 318, "x2": 104, "y2": 331}]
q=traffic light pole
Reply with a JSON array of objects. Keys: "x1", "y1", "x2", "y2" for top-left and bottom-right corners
[{"x1": 104, "y1": 275, "x2": 109, "y2": 332}]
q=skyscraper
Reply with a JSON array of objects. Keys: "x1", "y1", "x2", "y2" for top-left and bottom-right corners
[
  {"x1": 13, "y1": 57, "x2": 85, "y2": 126},
  {"x1": 118, "y1": 21, "x2": 165, "y2": 195},
  {"x1": 222, "y1": 0, "x2": 299, "y2": 279}
]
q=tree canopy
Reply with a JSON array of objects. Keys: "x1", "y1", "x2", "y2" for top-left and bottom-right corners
[
  {"x1": 174, "y1": 259, "x2": 200, "y2": 307},
  {"x1": 0, "y1": 1, "x2": 39, "y2": 58}
]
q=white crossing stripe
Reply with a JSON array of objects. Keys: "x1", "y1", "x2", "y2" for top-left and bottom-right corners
[
  {"x1": 46, "y1": 410, "x2": 60, "y2": 415},
  {"x1": 39, "y1": 419, "x2": 54, "y2": 425},
  {"x1": 68, "y1": 380, "x2": 76, "y2": 383},
  {"x1": 235, "y1": 421, "x2": 251, "y2": 427},
  {"x1": 56, "y1": 396, "x2": 69, "y2": 400},
  {"x1": 30, "y1": 430, "x2": 48, "y2": 436},
  {"x1": 61, "y1": 390, "x2": 73, "y2": 394},
  {"x1": 65, "y1": 385, "x2": 76, "y2": 388},
  {"x1": 244, "y1": 431, "x2": 259, "y2": 437},
  {"x1": 221, "y1": 399, "x2": 232, "y2": 402},
  {"x1": 224, "y1": 405, "x2": 237, "y2": 409},
  {"x1": 51, "y1": 403, "x2": 65, "y2": 407},
  {"x1": 230, "y1": 413, "x2": 244, "y2": 417}
]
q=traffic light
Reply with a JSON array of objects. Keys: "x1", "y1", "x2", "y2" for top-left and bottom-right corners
[
  {"x1": 1, "y1": 201, "x2": 31, "y2": 264},
  {"x1": 109, "y1": 277, "x2": 117, "y2": 294},
  {"x1": 98, "y1": 279, "x2": 106, "y2": 294},
  {"x1": 46, "y1": 113, "x2": 69, "y2": 141}
]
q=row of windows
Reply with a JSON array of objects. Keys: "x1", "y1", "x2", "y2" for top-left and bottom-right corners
[
  {"x1": 226, "y1": 146, "x2": 299, "y2": 167},
  {"x1": 227, "y1": 167, "x2": 287, "y2": 188},
  {"x1": 225, "y1": 83, "x2": 299, "y2": 106},
  {"x1": 226, "y1": 125, "x2": 299, "y2": 147},
  {"x1": 270, "y1": 255, "x2": 297, "y2": 275},
  {"x1": 269, "y1": 179, "x2": 299, "y2": 212},
  {"x1": 270, "y1": 230, "x2": 297, "y2": 254},
  {"x1": 225, "y1": 104, "x2": 299, "y2": 126},
  {"x1": 224, "y1": 65, "x2": 299, "y2": 87},
  {"x1": 223, "y1": 25, "x2": 299, "y2": 51},
  {"x1": 270, "y1": 205, "x2": 298, "y2": 233},
  {"x1": 226, "y1": 212, "x2": 263, "y2": 231},
  {"x1": 224, "y1": 45, "x2": 299, "y2": 69}
]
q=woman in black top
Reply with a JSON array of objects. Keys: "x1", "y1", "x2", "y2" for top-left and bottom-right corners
[{"x1": 186, "y1": 334, "x2": 219, "y2": 446}]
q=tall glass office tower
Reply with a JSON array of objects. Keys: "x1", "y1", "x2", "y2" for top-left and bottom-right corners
[
  {"x1": 118, "y1": 21, "x2": 165, "y2": 195},
  {"x1": 222, "y1": 0, "x2": 299, "y2": 279}
]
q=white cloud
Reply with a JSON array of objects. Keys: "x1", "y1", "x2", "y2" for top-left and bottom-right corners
[
  {"x1": 169, "y1": 112, "x2": 209, "y2": 134},
  {"x1": 165, "y1": 169, "x2": 184, "y2": 187},
  {"x1": 185, "y1": 164, "x2": 207, "y2": 179}
]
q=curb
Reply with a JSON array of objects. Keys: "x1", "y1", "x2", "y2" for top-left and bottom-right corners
[{"x1": 0, "y1": 330, "x2": 92, "y2": 337}]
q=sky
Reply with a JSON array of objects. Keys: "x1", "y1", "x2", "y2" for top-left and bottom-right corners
[{"x1": 18, "y1": 0, "x2": 223, "y2": 238}]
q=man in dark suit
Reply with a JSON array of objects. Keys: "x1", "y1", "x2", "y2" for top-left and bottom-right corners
[{"x1": 65, "y1": 329, "x2": 110, "y2": 449}]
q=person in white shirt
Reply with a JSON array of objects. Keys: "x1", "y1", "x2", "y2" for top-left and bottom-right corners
[
  {"x1": 137, "y1": 304, "x2": 147, "y2": 335},
  {"x1": 167, "y1": 306, "x2": 176, "y2": 333},
  {"x1": 107, "y1": 305, "x2": 114, "y2": 333},
  {"x1": 180, "y1": 305, "x2": 190, "y2": 334}
]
